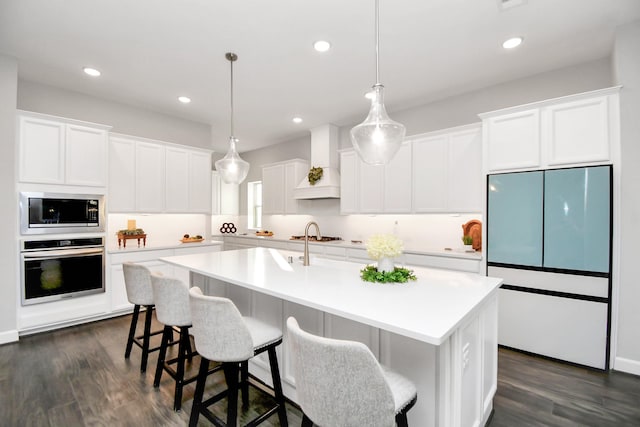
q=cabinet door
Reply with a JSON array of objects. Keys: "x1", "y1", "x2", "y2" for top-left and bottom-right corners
[
  {"x1": 135, "y1": 141, "x2": 165, "y2": 212},
  {"x1": 65, "y1": 124, "x2": 107, "y2": 186},
  {"x1": 211, "y1": 171, "x2": 221, "y2": 215},
  {"x1": 448, "y1": 128, "x2": 482, "y2": 212},
  {"x1": 412, "y1": 135, "x2": 448, "y2": 212},
  {"x1": 19, "y1": 116, "x2": 65, "y2": 184},
  {"x1": 108, "y1": 137, "x2": 136, "y2": 212},
  {"x1": 384, "y1": 143, "x2": 412, "y2": 213},
  {"x1": 486, "y1": 109, "x2": 540, "y2": 171},
  {"x1": 340, "y1": 151, "x2": 358, "y2": 214},
  {"x1": 358, "y1": 161, "x2": 384, "y2": 213},
  {"x1": 284, "y1": 162, "x2": 306, "y2": 214},
  {"x1": 546, "y1": 96, "x2": 610, "y2": 166},
  {"x1": 188, "y1": 151, "x2": 213, "y2": 213},
  {"x1": 165, "y1": 146, "x2": 189, "y2": 212},
  {"x1": 110, "y1": 264, "x2": 132, "y2": 312},
  {"x1": 262, "y1": 164, "x2": 285, "y2": 214}
]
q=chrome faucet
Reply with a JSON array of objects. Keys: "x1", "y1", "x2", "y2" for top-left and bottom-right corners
[{"x1": 303, "y1": 221, "x2": 321, "y2": 266}]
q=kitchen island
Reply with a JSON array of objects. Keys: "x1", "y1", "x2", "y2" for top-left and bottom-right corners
[{"x1": 161, "y1": 247, "x2": 502, "y2": 427}]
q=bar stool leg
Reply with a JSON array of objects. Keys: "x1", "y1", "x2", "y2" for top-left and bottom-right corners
[
  {"x1": 124, "y1": 304, "x2": 141, "y2": 359},
  {"x1": 173, "y1": 326, "x2": 189, "y2": 411},
  {"x1": 395, "y1": 412, "x2": 409, "y2": 427},
  {"x1": 301, "y1": 414, "x2": 314, "y2": 427},
  {"x1": 189, "y1": 356, "x2": 210, "y2": 427},
  {"x1": 268, "y1": 346, "x2": 288, "y2": 427},
  {"x1": 140, "y1": 305, "x2": 154, "y2": 372},
  {"x1": 153, "y1": 325, "x2": 172, "y2": 387},
  {"x1": 223, "y1": 362, "x2": 240, "y2": 426},
  {"x1": 241, "y1": 360, "x2": 249, "y2": 409}
]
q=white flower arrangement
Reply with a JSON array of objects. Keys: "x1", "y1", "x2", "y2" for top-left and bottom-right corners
[{"x1": 366, "y1": 234, "x2": 404, "y2": 260}]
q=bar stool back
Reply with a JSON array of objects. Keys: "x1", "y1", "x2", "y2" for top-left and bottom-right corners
[
  {"x1": 188, "y1": 286, "x2": 288, "y2": 427},
  {"x1": 286, "y1": 316, "x2": 417, "y2": 427},
  {"x1": 150, "y1": 273, "x2": 199, "y2": 411},
  {"x1": 123, "y1": 262, "x2": 162, "y2": 372}
]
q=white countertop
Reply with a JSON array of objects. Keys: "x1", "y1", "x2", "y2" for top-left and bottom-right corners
[
  {"x1": 106, "y1": 239, "x2": 223, "y2": 254},
  {"x1": 218, "y1": 233, "x2": 482, "y2": 260},
  {"x1": 161, "y1": 247, "x2": 501, "y2": 345}
]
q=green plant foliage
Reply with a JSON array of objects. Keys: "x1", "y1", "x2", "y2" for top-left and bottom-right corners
[
  {"x1": 308, "y1": 166, "x2": 324, "y2": 185},
  {"x1": 462, "y1": 235, "x2": 473, "y2": 245},
  {"x1": 360, "y1": 265, "x2": 417, "y2": 284}
]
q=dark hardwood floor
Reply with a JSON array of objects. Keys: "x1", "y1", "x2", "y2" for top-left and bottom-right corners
[{"x1": 1, "y1": 313, "x2": 639, "y2": 426}]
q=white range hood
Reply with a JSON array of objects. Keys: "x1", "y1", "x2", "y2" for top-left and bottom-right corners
[{"x1": 293, "y1": 124, "x2": 341, "y2": 199}]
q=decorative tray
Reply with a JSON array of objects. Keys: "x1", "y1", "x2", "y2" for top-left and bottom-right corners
[
  {"x1": 256, "y1": 231, "x2": 273, "y2": 236},
  {"x1": 180, "y1": 238, "x2": 204, "y2": 243}
]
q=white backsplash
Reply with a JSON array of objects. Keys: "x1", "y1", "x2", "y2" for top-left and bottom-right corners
[
  {"x1": 214, "y1": 213, "x2": 482, "y2": 252},
  {"x1": 108, "y1": 213, "x2": 209, "y2": 248}
]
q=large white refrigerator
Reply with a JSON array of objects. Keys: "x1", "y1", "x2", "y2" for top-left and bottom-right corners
[{"x1": 487, "y1": 165, "x2": 612, "y2": 369}]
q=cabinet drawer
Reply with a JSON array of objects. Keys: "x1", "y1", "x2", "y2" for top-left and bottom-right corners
[{"x1": 109, "y1": 249, "x2": 174, "y2": 264}]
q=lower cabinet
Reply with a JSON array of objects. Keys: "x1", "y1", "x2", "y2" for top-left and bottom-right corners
[{"x1": 108, "y1": 244, "x2": 222, "y2": 313}]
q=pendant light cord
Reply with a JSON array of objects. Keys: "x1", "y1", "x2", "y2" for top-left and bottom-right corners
[
  {"x1": 230, "y1": 56, "x2": 234, "y2": 138},
  {"x1": 375, "y1": 0, "x2": 380, "y2": 86}
]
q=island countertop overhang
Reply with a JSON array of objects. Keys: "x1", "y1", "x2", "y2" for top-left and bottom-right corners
[{"x1": 161, "y1": 247, "x2": 502, "y2": 346}]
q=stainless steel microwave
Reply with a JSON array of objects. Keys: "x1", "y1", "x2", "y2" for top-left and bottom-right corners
[{"x1": 20, "y1": 192, "x2": 105, "y2": 235}]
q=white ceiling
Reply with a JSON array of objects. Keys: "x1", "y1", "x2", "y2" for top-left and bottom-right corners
[{"x1": 1, "y1": 0, "x2": 639, "y2": 153}]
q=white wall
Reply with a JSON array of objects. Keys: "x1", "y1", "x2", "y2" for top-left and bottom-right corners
[
  {"x1": 18, "y1": 79, "x2": 212, "y2": 149},
  {"x1": 0, "y1": 54, "x2": 19, "y2": 344},
  {"x1": 612, "y1": 20, "x2": 640, "y2": 375},
  {"x1": 338, "y1": 58, "x2": 613, "y2": 148}
]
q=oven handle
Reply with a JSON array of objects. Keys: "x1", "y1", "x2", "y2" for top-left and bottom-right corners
[{"x1": 22, "y1": 247, "x2": 104, "y2": 260}]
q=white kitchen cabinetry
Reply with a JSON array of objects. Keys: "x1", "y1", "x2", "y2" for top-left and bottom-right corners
[
  {"x1": 211, "y1": 171, "x2": 239, "y2": 215},
  {"x1": 18, "y1": 111, "x2": 110, "y2": 186},
  {"x1": 109, "y1": 244, "x2": 222, "y2": 312},
  {"x1": 136, "y1": 141, "x2": 165, "y2": 212},
  {"x1": 339, "y1": 151, "x2": 358, "y2": 214},
  {"x1": 481, "y1": 87, "x2": 619, "y2": 172},
  {"x1": 109, "y1": 133, "x2": 212, "y2": 213},
  {"x1": 340, "y1": 143, "x2": 412, "y2": 214},
  {"x1": 262, "y1": 159, "x2": 309, "y2": 215},
  {"x1": 165, "y1": 147, "x2": 212, "y2": 213},
  {"x1": 412, "y1": 125, "x2": 482, "y2": 213}
]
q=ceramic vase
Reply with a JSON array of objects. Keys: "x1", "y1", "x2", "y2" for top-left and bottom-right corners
[{"x1": 377, "y1": 257, "x2": 395, "y2": 273}]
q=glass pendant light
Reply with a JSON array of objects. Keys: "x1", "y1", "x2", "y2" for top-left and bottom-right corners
[
  {"x1": 350, "y1": 0, "x2": 405, "y2": 166},
  {"x1": 215, "y1": 52, "x2": 250, "y2": 184}
]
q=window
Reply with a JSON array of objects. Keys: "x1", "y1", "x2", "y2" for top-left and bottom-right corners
[{"x1": 247, "y1": 181, "x2": 262, "y2": 230}]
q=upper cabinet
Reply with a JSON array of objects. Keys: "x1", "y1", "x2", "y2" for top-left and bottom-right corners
[
  {"x1": 262, "y1": 159, "x2": 309, "y2": 215},
  {"x1": 481, "y1": 87, "x2": 620, "y2": 172},
  {"x1": 18, "y1": 112, "x2": 110, "y2": 187},
  {"x1": 108, "y1": 134, "x2": 212, "y2": 213},
  {"x1": 211, "y1": 171, "x2": 240, "y2": 215},
  {"x1": 341, "y1": 124, "x2": 481, "y2": 215},
  {"x1": 340, "y1": 143, "x2": 411, "y2": 214},
  {"x1": 412, "y1": 125, "x2": 482, "y2": 213}
]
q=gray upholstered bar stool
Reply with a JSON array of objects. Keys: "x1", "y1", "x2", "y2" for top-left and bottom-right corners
[
  {"x1": 150, "y1": 273, "x2": 207, "y2": 412},
  {"x1": 123, "y1": 262, "x2": 164, "y2": 373},
  {"x1": 286, "y1": 317, "x2": 417, "y2": 427},
  {"x1": 188, "y1": 286, "x2": 288, "y2": 427}
]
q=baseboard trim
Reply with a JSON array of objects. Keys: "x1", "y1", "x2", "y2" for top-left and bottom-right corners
[
  {"x1": 0, "y1": 329, "x2": 19, "y2": 345},
  {"x1": 614, "y1": 356, "x2": 640, "y2": 376}
]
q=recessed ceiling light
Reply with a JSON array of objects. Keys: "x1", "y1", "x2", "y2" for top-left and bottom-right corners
[
  {"x1": 292, "y1": 117, "x2": 303, "y2": 124},
  {"x1": 502, "y1": 37, "x2": 523, "y2": 49},
  {"x1": 313, "y1": 40, "x2": 331, "y2": 52},
  {"x1": 83, "y1": 67, "x2": 101, "y2": 77},
  {"x1": 178, "y1": 96, "x2": 191, "y2": 104}
]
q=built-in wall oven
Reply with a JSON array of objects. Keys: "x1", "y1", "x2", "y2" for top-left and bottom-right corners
[
  {"x1": 20, "y1": 237, "x2": 105, "y2": 306},
  {"x1": 20, "y1": 192, "x2": 105, "y2": 235}
]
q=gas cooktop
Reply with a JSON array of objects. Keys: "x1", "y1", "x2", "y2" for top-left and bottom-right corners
[{"x1": 289, "y1": 235, "x2": 343, "y2": 242}]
